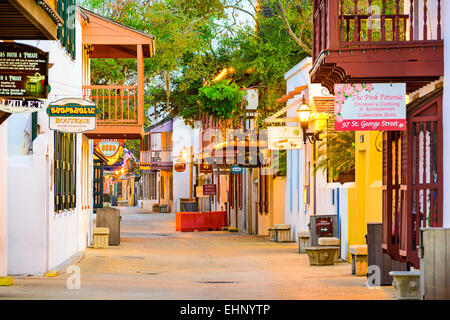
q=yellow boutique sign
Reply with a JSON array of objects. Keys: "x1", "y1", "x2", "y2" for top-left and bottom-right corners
[{"x1": 47, "y1": 98, "x2": 98, "y2": 133}]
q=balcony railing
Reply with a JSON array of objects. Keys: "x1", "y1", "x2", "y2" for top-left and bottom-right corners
[
  {"x1": 140, "y1": 150, "x2": 173, "y2": 166},
  {"x1": 82, "y1": 85, "x2": 138, "y2": 125},
  {"x1": 313, "y1": 0, "x2": 443, "y2": 61}
]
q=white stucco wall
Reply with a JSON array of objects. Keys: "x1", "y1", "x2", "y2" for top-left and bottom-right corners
[
  {"x1": 172, "y1": 118, "x2": 199, "y2": 212},
  {"x1": 7, "y1": 20, "x2": 91, "y2": 275},
  {"x1": 0, "y1": 122, "x2": 8, "y2": 277},
  {"x1": 8, "y1": 140, "x2": 47, "y2": 275}
]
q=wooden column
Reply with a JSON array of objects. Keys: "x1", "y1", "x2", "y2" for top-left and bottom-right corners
[
  {"x1": 328, "y1": 0, "x2": 340, "y2": 49},
  {"x1": 137, "y1": 44, "x2": 144, "y2": 127}
]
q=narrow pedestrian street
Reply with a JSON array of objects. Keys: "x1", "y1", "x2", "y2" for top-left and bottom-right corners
[{"x1": 0, "y1": 208, "x2": 394, "y2": 300}]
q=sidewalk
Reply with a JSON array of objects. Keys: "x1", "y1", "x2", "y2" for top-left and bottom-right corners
[{"x1": 0, "y1": 207, "x2": 395, "y2": 299}]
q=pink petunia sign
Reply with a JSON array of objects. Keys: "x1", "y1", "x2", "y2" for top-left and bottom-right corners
[{"x1": 334, "y1": 83, "x2": 406, "y2": 131}]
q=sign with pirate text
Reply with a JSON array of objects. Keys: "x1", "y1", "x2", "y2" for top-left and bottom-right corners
[{"x1": 0, "y1": 42, "x2": 49, "y2": 99}]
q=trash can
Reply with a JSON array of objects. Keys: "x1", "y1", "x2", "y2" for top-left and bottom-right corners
[
  {"x1": 160, "y1": 204, "x2": 169, "y2": 213},
  {"x1": 152, "y1": 204, "x2": 160, "y2": 213},
  {"x1": 181, "y1": 201, "x2": 198, "y2": 212},
  {"x1": 96, "y1": 208, "x2": 121, "y2": 246},
  {"x1": 366, "y1": 223, "x2": 407, "y2": 285},
  {"x1": 111, "y1": 196, "x2": 118, "y2": 207}
]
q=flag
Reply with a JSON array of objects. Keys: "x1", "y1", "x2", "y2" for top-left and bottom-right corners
[{"x1": 123, "y1": 149, "x2": 131, "y2": 162}]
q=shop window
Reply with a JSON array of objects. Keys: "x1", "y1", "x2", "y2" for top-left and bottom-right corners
[{"x1": 54, "y1": 132, "x2": 76, "y2": 212}]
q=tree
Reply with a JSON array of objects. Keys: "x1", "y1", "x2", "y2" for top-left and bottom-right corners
[{"x1": 314, "y1": 131, "x2": 356, "y2": 183}]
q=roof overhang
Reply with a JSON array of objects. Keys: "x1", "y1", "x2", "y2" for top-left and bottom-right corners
[
  {"x1": 80, "y1": 7, "x2": 155, "y2": 59},
  {"x1": 0, "y1": 0, "x2": 63, "y2": 40}
]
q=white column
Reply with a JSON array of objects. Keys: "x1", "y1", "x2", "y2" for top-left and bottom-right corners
[
  {"x1": 443, "y1": 1, "x2": 450, "y2": 228},
  {"x1": 0, "y1": 122, "x2": 8, "y2": 276}
]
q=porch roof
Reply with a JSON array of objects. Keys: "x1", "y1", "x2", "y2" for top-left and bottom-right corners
[
  {"x1": 79, "y1": 7, "x2": 155, "y2": 59},
  {"x1": 0, "y1": 0, "x2": 62, "y2": 40}
]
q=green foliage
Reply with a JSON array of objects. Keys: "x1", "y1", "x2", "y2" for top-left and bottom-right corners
[
  {"x1": 197, "y1": 81, "x2": 245, "y2": 119},
  {"x1": 314, "y1": 131, "x2": 355, "y2": 181},
  {"x1": 80, "y1": 0, "x2": 313, "y2": 127}
]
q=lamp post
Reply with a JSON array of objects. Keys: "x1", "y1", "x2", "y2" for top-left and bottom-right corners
[{"x1": 180, "y1": 146, "x2": 194, "y2": 201}]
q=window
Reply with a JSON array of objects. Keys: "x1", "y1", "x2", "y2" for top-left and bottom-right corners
[
  {"x1": 143, "y1": 172, "x2": 158, "y2": 200},
  {"x1": 81, "y1": 142, "x2": 90, "y2": 209},
  {"x1": 54, "y1": 132, "x2": 77, "y2": 212}
]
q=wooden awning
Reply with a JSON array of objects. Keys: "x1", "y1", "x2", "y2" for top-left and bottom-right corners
[
  {"x1": 276, "y1": 86, "x2": 307, "y2": 104},
  {"x1": 0, "y1": 0, "x2": 62, "y2": 40},
  {"x1": 80, "y1": 7, "x2": 155, "y2": 59}
]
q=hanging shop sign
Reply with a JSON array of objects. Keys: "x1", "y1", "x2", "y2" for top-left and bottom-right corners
[
  {"x1": 47, "y1": 98, "x2": 98, "y2": 133},
  {"x1": 95, "y1": 139, "x2": 123, "y2": 158},
  {"x1": 203, "y1": 184, "x2": 217, "y2": 196},
  {"x1": 174, "y1": 163, "x2": 186, "y2": 173},
  {"x1": 199, "y1": 162, "x2": 213, "y2": 174},
  {"x1": 230, "y1": 165, "x2": 243, "y2": 174},
  {"x1": 0, "y1": 98, "x2": 44, "y2": 113},
  {"x1": 0, "y1": 42, "x2": 49, "y2": 99},
  {"x1": 268, "y1": 126, "x2": 303, "y2": 150},
  {"x1": 334, "y1": 83, "x2": 406, "y2": 131}
]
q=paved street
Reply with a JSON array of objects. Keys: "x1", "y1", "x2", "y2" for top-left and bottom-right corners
[{"x1": 0, "y1": 207, "x2": 395, "y2": 300}]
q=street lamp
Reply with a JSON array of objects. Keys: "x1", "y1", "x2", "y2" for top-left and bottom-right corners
[
  {"x1": 297, "y1": 98, "x2": 311, "y2": 130},
  {"x1": 180, "y1": 146, "x2": 194, "y2": 201},
  {"x1": 296, "y1": 97, "x2": 322, "y2": 144},
  {"x1": 180, "y1": 147, "x2": 188, "y2": 162}
]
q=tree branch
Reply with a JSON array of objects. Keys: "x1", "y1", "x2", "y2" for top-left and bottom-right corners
[{"x1": 275, "y1": 0, "x2": 312, "y2": 55}]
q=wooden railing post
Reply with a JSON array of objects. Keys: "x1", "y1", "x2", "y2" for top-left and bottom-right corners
[
  {"x1": 137, "y1": 44, "x2": 144, "y2": 127},
  {"x1": 423, "y1": 0, "x2": 428, "y2": 40}
]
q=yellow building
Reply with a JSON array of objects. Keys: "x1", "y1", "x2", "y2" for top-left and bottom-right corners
[{"x1": 347, "y1": 131, "x2": 383, "y2": 260}]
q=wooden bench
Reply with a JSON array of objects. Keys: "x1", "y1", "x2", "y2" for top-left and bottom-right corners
[
  {"x1": 389, "y1": 271, "x2": 421, "y2": 300},
  {"x1": 305, "y1": 246, "x2": 339, "y2": 266},
  {"x1": 93, "y1": 227, "x2": 109, "y2": 248},
  {"x1": 298, "y1": 231, "x2": 310, "y2": 253},
  {"x1": 350, "y1": 245, "x2": 368, "y2": 276},
  {"x1": 117, "y1": 200, "x2": 128, "y2": 207},
  {"x1": 318, "y1": 237, "x2": 340, "y2": 262},
  {"x1": 268, "y1": 225, "x2": 291, "y2": 242}
]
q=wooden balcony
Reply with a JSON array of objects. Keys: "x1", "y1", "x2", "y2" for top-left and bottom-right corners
[
  {"x1": 310, "y1": 0, "x2": 443, "y2": 94},
  {"x1": 140, "y1": 150, "x2": 173, "y2": 170},
  {"x1": 80, "y1": 8, "x2": 155, "y2": 140},
  {"x1": 83, "y1": 85, "x2": 143, "y2": 139}
]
